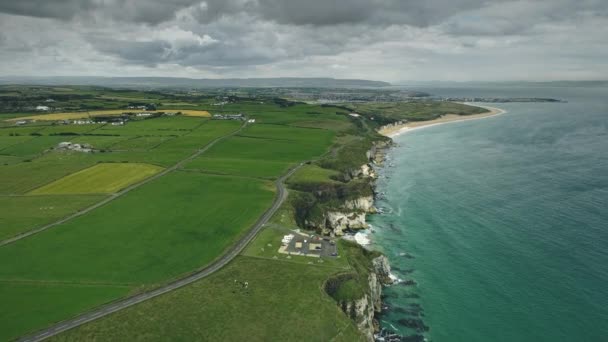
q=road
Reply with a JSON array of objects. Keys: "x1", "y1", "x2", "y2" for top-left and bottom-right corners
[
  {"x1": 1, "y1": 122, "x2": 247, "y2": 247},
  {"x1": 17, "y1": 153, "x2": 305, "y2": 342}
]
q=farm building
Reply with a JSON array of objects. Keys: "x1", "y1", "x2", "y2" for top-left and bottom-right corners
[{"x1": 212, "y1": 113, "x2": 245, "y2": 120}]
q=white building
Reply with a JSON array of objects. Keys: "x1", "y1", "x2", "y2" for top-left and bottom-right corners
[{"x1": 36, "y1": 105, "x2": 50, "y2": 111}]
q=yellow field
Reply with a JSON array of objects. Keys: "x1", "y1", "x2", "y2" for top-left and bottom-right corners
[
  {"x1": 28, "y1": 163, "x2": 164, "y2": 195},
  {"x1": 7, "y1": 109, "x2": 211, "y2": 121},
  {"x1": 175, "y1": 109, "x2": 211, "y2": 117}
]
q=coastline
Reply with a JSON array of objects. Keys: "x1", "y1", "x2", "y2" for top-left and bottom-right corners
[
  {"x1": 366, "y1": 103, "x2": 506, "y2": 340},
  {"x1": 378, "y1": 103, "x2": 507, "y2": 138}
]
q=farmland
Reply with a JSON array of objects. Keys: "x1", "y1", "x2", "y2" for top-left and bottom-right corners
[
  {"x1": 0, "y1": 195, "x2": 104, "y2": 241},
  {"x1": 29, "y1": 163, "x2": 164, "y2": 195},
  {"x1": 8, "y1": 109, "x2": 210, "y2": 121},
  {"x1": 0, "y1": 85, "x2": 488, "y2": 341},
  {"x1": 0, "y1": 86, "x2": 365, "y2": 340}
]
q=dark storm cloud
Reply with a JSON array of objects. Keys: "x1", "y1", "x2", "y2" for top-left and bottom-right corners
[
  {"x1": 0, "y1": 0, "x2": 200, "y2": 24},
  {"x1": 89, "y1": 37, "x2": 171, "y2": 66},
  {"x1": 0, "y1": 0, "x2": 95, "y2": 20},
  {"x1": 0, "y1": 0, "x2": 491, "y2": 27},
  {"x1": 0, "y1": 0, "x2": 607, "y2": 80}
]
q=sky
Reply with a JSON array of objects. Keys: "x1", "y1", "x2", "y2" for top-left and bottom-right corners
[{"x1": 0, "y1": 0, "x2": 607, "y2": 83}]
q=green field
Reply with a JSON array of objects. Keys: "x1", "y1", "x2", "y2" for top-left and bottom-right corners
[
  {"x1": 287, "y1": 164, "x2": 342, "y2": 185},
  {"x1": 0, "y1": 87, "x2": 389, "y2": 341},
  {"x1": 0, "y1": 282, "x2": 131, "y2": 342},
  {"x1": 50, "y1": 256, "x2": 364, "y2": 342},
  {"x1": 0, "y1": 172, "x2": 275, "y2": 284},
  {"x1": 29, "y1": 163, "x2": 164, "y2": 195},
  {"x1": 0, "y1": 195, "x2": 105, "y2": 241},
  {"x1": 346, "y1": 101, "x2": 489, "y2": 124},
  {"x1": 0, "y1": 157, "x2": 95, "y2": 194},
  {"x1": 0, "y1": 136, "x2": 66, "y2": 157},
  {"x1": 185, "y1": 123, "x2": 334, "y2": 179}
]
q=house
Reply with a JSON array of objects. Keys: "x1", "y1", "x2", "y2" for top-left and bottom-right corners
[
  {"x1": 111, "y1": 121, "x2": 125, "y2": 126},
  {"x1": 73, "y1": 119, "x2": 93, "y2": 125},
  {"x1": 349, "y1": 113, "x2": 361, "y2": 118},
  {"x1": 136, "y1": 112, "x2": 153, "y2": 117},
  {"x1": 247, "y1": 119, "x2": 256, "y2": 123},
  {"x1": 15, "y1": 120, "x2": 28, "y2": 125},
  {"x1": 36, "y1": 105, "x2": 50, "y2": 111}
]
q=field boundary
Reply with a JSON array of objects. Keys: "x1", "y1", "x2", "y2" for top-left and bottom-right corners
[
  {"x1": 17, "y1": 159, "x2": 306, "y2": 342},
  {"x1": 0, "y1": 122, "x2": 246, "y2": 247}
]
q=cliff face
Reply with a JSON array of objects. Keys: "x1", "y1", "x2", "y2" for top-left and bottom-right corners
[
  {"x1": 340, "y1": 255, "x2": 393, "y2": 341},
  {"x1": 344, "y1": 195, "x2": 375, "y2": 212}
]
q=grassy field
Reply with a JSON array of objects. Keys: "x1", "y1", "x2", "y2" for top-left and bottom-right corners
[
  {"x1": 50, "y1": 256, "x2": 364, "y2": 342},
  {"x1": 0, "y1": 157, "x2": 95, "y2": 194},
  {"x1": 0, "y1": 282, "x2": 132, "y2": 342},
  {"x1": 287, "y1": 164, "x2": 342, "y2": 185},
  {"x1": 346, "y1": 101, "x2": 489, "y2": 124},
  {"x1": 0, "y1": 194, "x2": 105, "y2": 241},
  {"x1": 0, "y1": 88, "x2": 383, "y2": 341},
  {"x1": 0, "y1": 136, "x2": 66, "y2": 157},
  {"x1": 185, "y1": 123, "x2": 334, "y2": 179},
  {"x1": 29, "y1": 163, "x2": 164, "y2": 195},
  {"x1": 0, "y1": 172, "x2": 275, "y2": 284},
  {"x1": 7, "y1": 109, "x2": 211, "y2": 122}
]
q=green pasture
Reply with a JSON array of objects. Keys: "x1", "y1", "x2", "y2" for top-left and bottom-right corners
[
  {"x1": 0, "y1": 194, "x2": 104, "y2": 241},
  {"x1": 50, "y1": 256, "x2": 363, "y2": 342},
  {"x1": 0, "y1": 282, "x2": 131, "y2": 342},
  {"x1": 0, "y1": 156, "x2": 94, "y2": 194},
  {"x1": 185, "y1": 157, "x2": 291, "y2": 179},
  {"x1": 287, "y1": 164, "x2": 342, "y2": 185},
  {"x1": 0, "y1": 172, "x2": 275, "y2": 284},
  {"x1": 71, "y1": 135, "x2": 130, "y2": 149},
  {"x1": 0, "y1": 136, "x2": 66, "y2": 157},
  {"x1": 109, "y1": 136, "x2": 171, "y2": 151}
]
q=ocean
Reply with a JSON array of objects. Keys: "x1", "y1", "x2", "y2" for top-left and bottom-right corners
[{"x1": 370, "y1": 84, "x2": 608, "y2": 341}]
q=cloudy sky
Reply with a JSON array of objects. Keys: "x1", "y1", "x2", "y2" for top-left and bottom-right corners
[{"x1": 0, "y1": 0, "x2": 607, "y2": 82}]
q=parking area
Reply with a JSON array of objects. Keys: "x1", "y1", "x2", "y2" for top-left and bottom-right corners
[{"x1": 278, "y1": 232, "x2": 338, "y2": 258}]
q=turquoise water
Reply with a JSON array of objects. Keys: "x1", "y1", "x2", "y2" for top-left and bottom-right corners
[{"x1": 370, "y1": 85, "x2": 608, "y2": 341}]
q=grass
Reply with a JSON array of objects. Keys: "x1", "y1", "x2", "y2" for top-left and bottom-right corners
[
  {"x1": 287, "y1": 164, "x2": 342, "y2": 185},
  {"x1": 28, "y1": 163, "x2": 164, "y2": 195},
  {"x1": 108, "y1": 136, "x2": 171, "y2": 151},
  {"x1": 346, "y1": 101, "x2": 489, "y2": 124},
  {"x1": 0, "y1": 90, "x2": 383, "y2": 341},
  {"x1": 0, "y1": 172, "x2": 275, "y2": 284},
  {"x1": 0, "y1": 135, "x2": 34, "y2": 151},
  {"x1": 0, "y1": 136, "x2": 66, "y2": 157},
  {"x1": 49, "y1": 256, "x2": 364, "y2": 342},
  {"x1": 0, "y1": 156, "x2": 94, "y2": 194},
  {"x1": 0, "y1": 282, "x2": 131, "y2": 342},
  {"x1": 205, "y1": 136, "x2": 329, "y2": 163},
  {"x1": 0, "y1": 195, "x2": 105, "y2": 241},
  {"x1": 71, "y1": 135, "x2": 130, "y2": 149},
  {"x1": 185, "y1": 157, "x2": 291, "y2": 179}
]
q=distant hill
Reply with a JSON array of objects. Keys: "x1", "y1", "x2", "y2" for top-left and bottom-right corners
[{"x1": 0, "y1": 76, "x2": 390, "y2": 89}]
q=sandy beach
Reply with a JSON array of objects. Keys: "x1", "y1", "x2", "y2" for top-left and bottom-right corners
[{"x1": 378, "y1": 103, "x2": 507, "y2": 138}]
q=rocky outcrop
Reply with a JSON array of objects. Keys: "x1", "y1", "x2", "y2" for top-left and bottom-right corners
[
  {"x1": 372, "y1": 255, "x2": 394, "y2": 286},
  {"x1": 305, "y1": 196, "x2": 375, "y2": 236},
  {"x1": 339, "y1": 256, "x2": 394, "y2": 341},
  {"x1": 347, "y1": 163, "x2": 377, "y2": 180},
  {"x1": 343, "y1": 292, "x2": 375, "y2": 341},
  {"x1": 327, "y1": 211, "x2": 367, "y2": 235},
  {"x1": 367, "y1": 140, "x2": 392, "y2": 165},
  {"x1": 344, "y1": 195, "x2": 375, "y2": 212},
  {"x1": 305, "y1": 211, "x2": 368, "y2": 236}
]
